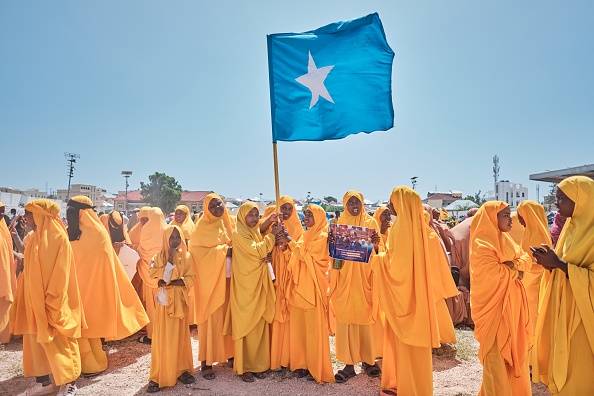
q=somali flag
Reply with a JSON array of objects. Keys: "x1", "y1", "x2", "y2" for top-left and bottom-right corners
[{"x1": 267, "y1": 13, "x2": 395, "y2": 142}]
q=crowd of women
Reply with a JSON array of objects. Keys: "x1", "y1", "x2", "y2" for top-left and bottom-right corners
[{"x1": 0, "y1": 175, "x2": 592, "y2": 396}]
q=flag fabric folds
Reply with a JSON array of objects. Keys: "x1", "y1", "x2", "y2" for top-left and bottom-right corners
[{"x1": 267, "y1": 13, "x2": 395, "y2": 142}]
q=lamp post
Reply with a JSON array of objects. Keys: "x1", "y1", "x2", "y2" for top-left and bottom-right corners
[
  {"x1": 64, "y1": 152, "x2": 80, "y2": 200},
  {"x1": 121, "y1": 171, "x2": 133, "y2": 214},
  {"x1": 411, "y1": 176, "x2": 419, "y2": 190}
]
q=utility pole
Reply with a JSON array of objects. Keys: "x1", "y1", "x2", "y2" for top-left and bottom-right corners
[
  {"x1": 492, "y1": 155, "x2": 500, "y2": 199},
  {"x1": 64, "y1": 152, "x2": 80, "y2": 200},
  {"x1": 121, "y1": 171, "x2": 133, "y2": 214},
  {"x1": 536, "y1": 184, "x2": 540, "y2": 203},
  {"x1": 411, "y1": 176, "x2": 418, "y2": 190}
]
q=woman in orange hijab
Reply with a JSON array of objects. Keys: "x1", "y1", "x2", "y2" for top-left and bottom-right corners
[
  {"x1": 189, "y1": 193, "x2": 234, "y2": 379},
  {"x1": 11, "y1": 199, "x2": 84, "y2": 395},
  {"x1": 516, "y1": 200, "x2": 551, "y2": 361},
  {"x1": 372, "y1": 186, "x2": 440, "y2": 396},
  {"x1": 171, "y1": 205, "x2": 194, "y2": 243},
  {"x1": 331, "y1": 191, "x2": 383, "y2": 383},
  {"x1": 532, "y1": 176, "x2": 594, "y2": 395},
  {"x1": 67, "y1": 196, "x2": 149, "y2": 376},
  {"x1": 470, "y1": 201, "x2": 531, "y2": 395},
  {"x1": 373, "y1": 205, "x2": 392, "y2": 245},
  {"x1": 99, "y1": 210, "x2": 132, "y2": 253},
  {"x1": 287, "y1": 204, "x2": 334, "y2": 383},
  {"x1": 0, "y1": 202, "x2": 16, "y2": 344}
]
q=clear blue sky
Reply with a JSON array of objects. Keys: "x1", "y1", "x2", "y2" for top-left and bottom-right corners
[{"x1": 1, "y1": 0, "x2": 593, "y2": 202}]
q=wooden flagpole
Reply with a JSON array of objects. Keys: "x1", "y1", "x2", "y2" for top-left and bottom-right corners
[{"x1": 272, "y1": 142, "x2": 281, "y2": 210}]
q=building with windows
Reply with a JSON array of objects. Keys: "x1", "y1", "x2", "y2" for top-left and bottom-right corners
[
  {"x1": 56, "y1": 184, "x2": 108, "y2": 206},
  {"x1": 491, "y1": 180, "x2": 528, "y2": 208},
  {"x1": 424, "y1": 191, "x2": 463, "y2": 209},
  {"x1": 113, "y1": 190, "x2": 213, "y2": 214}
]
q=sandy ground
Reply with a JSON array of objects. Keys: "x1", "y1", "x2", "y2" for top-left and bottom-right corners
[{"x1": 1, "y1": 329, "x2": 550, "y2": 396}]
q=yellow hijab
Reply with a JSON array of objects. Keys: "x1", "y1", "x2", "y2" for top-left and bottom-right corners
[
  {"x1": 517, "y1": 200, "x2": 551, "y2": 270},
  {"x1": 0, "y1": 205, "x2": 15, "y2": 308},
  {"x1": 278, "y1": 195, "x2": 303, "y2": 240},
  {"x1": 373, "y1": 205, "x2": 390, "y2": 244},
  {"x1": 338, "y1": 190, "x2": 376, "y2": 229},
  {"x1": 470, "y1": 201, "x2": 529, "y2": 375},
  {"x1": 509, "y1": 211, "x2": 525, "y2": 245},
  {"x1": 11, "y1": 199, "x2": 85, "y2": 342},
  {"x1": 171, "y1": 204, "x2": 195, "y2": 241},
  {"x1": 136, "y1": 207, "x2": 165, "y2": 261},
  {"x1": 100, "y1": 210, "x2": 132, "y2": 245}
]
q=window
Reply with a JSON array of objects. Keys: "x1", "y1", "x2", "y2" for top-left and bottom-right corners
[
  {"x1": 522, "y1": 192, "x2": 525, "y2": 197},
  {"x1": 506, "y1": 192, "x2": 509, "y2": 203}
]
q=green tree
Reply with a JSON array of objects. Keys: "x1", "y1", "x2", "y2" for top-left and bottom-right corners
[
  {"x1": 324, "y1": 196, "x2": 338, "y2": 203},
  {"x1": 140, "y1": 172, "x2": 182, "y2": 214},
  {"x1": 464, "y1": 190, "x2": 487, "y2": 206}
]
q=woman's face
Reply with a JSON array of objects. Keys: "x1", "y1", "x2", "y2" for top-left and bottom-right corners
[
  {"x1": 208, "y1": 198, "x2": 225, "y2": 218},
  {"x1": 347, "y1": 196, "x2": 362, "y2": 216},
  {"x1": 556, "y1": 188, "x2": 575, "y2": 218},
  {"x1": 280, "y1": 203, "x2": 293, "y2": 221},
  {"x1": 169, "y1": 228, "x2": 182, "y2": 250},
  {"x1": 303, "y1": 209, "x2": 315, "y2": 228},
  {"x1": 497, "y1": 206, "x2": 513, "y2": 232},
  {"x1": 245, "y1": 207, "x2": 260, "y2": 228},
  {"x1": 24, "y1": 210, "x2": 36, "y2": 230},
  {"x1": 174, "y1": 209, "x2": 186, "y2": 224},
  {"x1": 380, "y1": 209, "x2": 391, "y2": 227}
]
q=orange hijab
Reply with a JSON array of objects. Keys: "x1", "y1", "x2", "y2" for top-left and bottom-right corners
[
  {"x1": 278, "y1": 195, "x2": 303, "y2": 240},
  {"x1": 517, "y1": 200, "x2": 551, "y2": 271},
  {"x1": 100, "y1": 211, "x2": 132, "y2": 244},
  {"x1": 130, "y1": 207, "x2": 165, "y2": 261},
  {"x1": 373, "y1": 205, "x2": 390, "y2": 244},
  {"x1": 171, "y1": 205, "x2": 195, "y2": 241},
  {"x1": 470, "y1": 201, "x2": 529, "y2": 375}
]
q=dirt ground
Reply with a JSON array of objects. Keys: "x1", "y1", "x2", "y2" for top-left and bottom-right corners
[{"x1": 0, "y1": 329, "x2": 549, "y2": 396}]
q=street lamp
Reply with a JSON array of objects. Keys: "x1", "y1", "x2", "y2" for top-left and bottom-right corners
[
  {"x1": 411, "y1": 176, "x2": 419, "y2": 190},
  {"x1": 121, "y1": 171, "x2": 133, "y2": 214}
]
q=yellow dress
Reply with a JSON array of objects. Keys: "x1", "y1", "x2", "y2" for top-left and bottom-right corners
[
  {"x1": 149, "y1": 225, "x2": 195, "y2": 388},
  {"x1": 372, "y1": 187, "x2": 439, "y2": 396},
  {"x1": 533, "y1": 176, "x2": 594, "y2": 395},
  {"x1": 330, "y1": 191, "x2": 383, "y2": 366},
  {"x1": 10, "y1": 199, "x2": 84, "y2": 385},
  {"x1": 68, "y1": 196, "x2": 149, "y2": 375},
  {"x1": 0, "y1": 213, "x2": 16, "y2": 344},
  {"x1": 224, "y1": 202, "x2": 276, "y2": 375},
  {"x1": 287, "y1": 204, "x2": 334, "y2": 383},
  {"x1": 189, "y1": 193, "x2": 234, "y2": 365},
  {"x1": 470, "y1": 201, "x2": 531, "y2": 396}
]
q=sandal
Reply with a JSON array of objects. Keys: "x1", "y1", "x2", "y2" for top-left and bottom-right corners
[
  {"x1": 362, "y1": 362, "x2": 381, "y2": 378},
  {"x1": 201, "y1": 366, "x2": 215, "y2": 380},
  {"x1": 334, "y1": 367, "x2": 356, "y2": 383},
  {"x1": 253, "y1": 371, "x2": 268, "y2": 379},
  {"x1": 241, "y1": 372, "x2": 255, "y2": 383},
  {"x1": 178, "y1": 372, "x2": 196, "y2": 385},
  {"x1": 137, "y1": 335, "x2": 152, "y2": 345},
  {"x1": 147, "y1": 381, "x2": 160, "y2": 393}
]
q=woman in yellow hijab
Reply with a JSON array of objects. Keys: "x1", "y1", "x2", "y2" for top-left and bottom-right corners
[
  {"x1": 129, "y1": 206, "x2": 166, "y2": 343},
  {"x1": 189, "y1": 193, "x2": 234, "y2": 379},
  {"x1": 0, "y1": 202, "x2": 16, "y2": 344},
  {"x1": 269, "y1": 195, "x2": 303, "y2": 372},
  {"x1": 470, "y1": 201, "x2": 531, "y2": 396},
  {"x1": 372, "y1": 186, "x2": 440, "y2": 396},
  {"x1": 11, "y1": 199, "x2": 84, "y2": 395},
  {"x1": 67, "y1": 196, "x2": 149, "y2": 376},
  {"x1": 509, "y1": 211, "x2": 525, "y2": 245},
  {"x1": 99, "y1": 210, "x2": 132, "y2": 253},
  {"x1": 532, "y1": 176, "x2": 594, "y2": 395},
  {"x1": 171, "y1": 205, "x2": 194, "y2": 243},
  {"x1": 287, "y1": 204, "x2": 334, "y2": 383},
  {"x1": 224, "y1": 201, "x2": 278, "y2": 382},
  {"x1": 147, "y1": 225, "x2": 196, "y2": 393},
  {"x1": 331, "y1": 190, "x2": 382, "y2": 383},
  {"x1": 373, "y1": 205, "x2": 392, "y2": 245},
  {"x1": 516, "y1": 200, "x2": 551, "y2": 360}
]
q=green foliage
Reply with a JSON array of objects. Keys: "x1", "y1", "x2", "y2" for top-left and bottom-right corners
[
  {"x1": 464, "y1": 190, "x2": 486, "y2": 206},
  {"x1": 140, "y1": 172, "x2": 182, "y2": 214},
  {"x1": 323, "y1": 196, "x2": 338, "y2": 203}
]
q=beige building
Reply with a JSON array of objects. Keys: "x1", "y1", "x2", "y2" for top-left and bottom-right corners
[{"x1": 56, "y1": 184, "x2": 108, "y2": 206}]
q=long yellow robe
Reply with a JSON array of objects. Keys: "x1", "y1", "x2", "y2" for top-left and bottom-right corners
[
  {"x1": 268, "y1": 196, "x2": 303, "y2": 370},
  {"x1": 533, "y1": 176, "x2": 594, "y2": 395},
  {"x1": 330, "y1": 191, "x2": 383, "y2": 366},
  {"x1": 0, "y1": 214, "x2": 16, "y2": 343},
  {"x1": 129, "y1": 207, "x2": 165, "y2": 338},
  {"x1": 516, "y1": 200, "x2": 551, "y2": 358},
  {"x1": 11, "y1": 199, "x2": 84, "y2": 385},
  {"x1": 287, "y1": 204, "x2": 334, "y2": 383},
  {"x1": 189, "y1": 193, "x2": 234, "y2": 364},
  {"x1": 68, "y1": 196, "x2": 149, "y2": 374},
  {"x1": 509, "y1": 211, "x2": 525, "y2": 245},
  {"x1": 470, "y1": 201, "x2": 531, "y2": 396},
  {"x1": 372, "y1": 187, "x2": 439, "y2": 396},
  {"x1": 224, "y1": 202, "x2": 276, "y2": 375},
  {"x1": 149, "y1": 225, "x2": 195, "y2": 388},
  {"x1": 172, "y1": 204, "x2": 196, "y2": 324}
]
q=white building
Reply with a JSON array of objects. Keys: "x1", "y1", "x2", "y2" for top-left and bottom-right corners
[
  {"x1": 56, "y1": 184, "x2": 108, "y2": 206},
  {"x1": 490, "y1": 180, "x2": 528, "y2": 208}
]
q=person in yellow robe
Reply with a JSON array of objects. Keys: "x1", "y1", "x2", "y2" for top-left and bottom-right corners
[
  {"x1": 99, "y1": 210, "x2": 132, "y2": 253},
  {"x1": 171, "y1": 205, "x2": 194, "y2": 243},
  {"x1": 287, "y1": 204, "x2": 334, "y2": 383},
  {"x1": 224, "y1": 201, "x2": 279, "y2": 382},
  {"x1": 470, "y1": 201, "x2": 531, "y2": 396},
  {"x1": 373, "y1": 205, "x2": 392, "y2": 245},
  {"x1": 267, "y1": 196, "x2": 303, "y2": 372},
  {"x1": 509, "y1": 211, "x2": 525, "y2": 245},
  {"x1": 147, "y1": 225, "x2": 196, "y2": 392},
  {"x1": 331, "y1": 191, "x2": 382, "y2": 383},
  {"x1": 11, "y1": 199, "x2": 84, "y2": 395},
  {"x1": 532, "y1": 176, "x2": 594, "y2": 395},
  {"x1": 189, "y1": 193, "x2": 234, "y2": 379},
  {"x1": 66, "y1": 196, "x2": 149, "y2": 376},
  {"x1": 0, "y1": 202, "x2": 17, "y2": 344},
  {"x1": 516, "y1": 200, "x2": 551, "y2": 361},
  {"x1": 129, "y1": 207, "x2": 165, "y2": 343},
  {"x1": 372, "y1": 186, "x2": 440, "y2": 396}
]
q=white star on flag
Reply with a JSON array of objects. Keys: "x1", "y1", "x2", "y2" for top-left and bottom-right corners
[{"x1": 295, "y1": 51, "x2": 335, "y2": 109}]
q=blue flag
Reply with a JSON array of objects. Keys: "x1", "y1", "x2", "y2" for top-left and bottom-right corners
[{"x1": 267, "y1": 13, "x2": 394, "y2": 142}]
